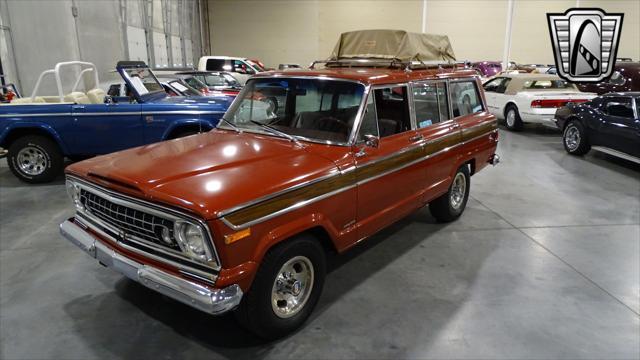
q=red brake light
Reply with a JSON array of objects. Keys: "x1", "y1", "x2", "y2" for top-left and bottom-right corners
[{"x1": 531, "y1": 99, "x2": 589, "y2": 108}]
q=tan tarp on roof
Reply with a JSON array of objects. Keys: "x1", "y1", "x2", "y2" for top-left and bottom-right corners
[{"x1": 329, "y1": 29, "x2": 456, "y2": 62}]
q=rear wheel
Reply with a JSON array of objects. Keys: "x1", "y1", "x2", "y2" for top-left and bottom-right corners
[
  {"x1": 563, "y1": 121, "x2": 591, "y2": 155},
  {"x1": 429, "y1": 165, "x2": 470, "y2": 222},
  {"x1": 235, "y1": 234, "x2": 326, "y2": 339},
  {"x1": 7, "y1": 135, "x2": 64, "y2": 183},
  {"x1": 504, "y1": 105, "x2": 523, "y2": 131}
]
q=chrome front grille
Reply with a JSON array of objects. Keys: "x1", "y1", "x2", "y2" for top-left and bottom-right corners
[{"x1": 79, "y1": 189, "x2": 181, "y2": 252}]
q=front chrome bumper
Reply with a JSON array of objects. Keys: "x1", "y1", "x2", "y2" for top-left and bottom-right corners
[{"x1": 60, "y1": 219, "x2": 243, "y2": 315}]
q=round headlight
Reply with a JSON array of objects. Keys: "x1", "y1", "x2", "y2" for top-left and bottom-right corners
[
  {"x1": 65, "y1": 180, "x2": 83, "y2": 211},
  {"x1": 175, "y1": 221, "x2": 210, "y2": 262}
]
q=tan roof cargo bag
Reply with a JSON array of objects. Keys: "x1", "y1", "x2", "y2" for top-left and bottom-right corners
[{"x1": 329, "y1": 29, "x2": 456, "y2": 62}]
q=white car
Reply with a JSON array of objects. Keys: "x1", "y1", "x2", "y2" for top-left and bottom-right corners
[
  {"x1": 482, "y1": 74, "x2": 597, "y2": 131},
  {"x1": 197, "y1": 56, "x2": 265, "y2": 85}
]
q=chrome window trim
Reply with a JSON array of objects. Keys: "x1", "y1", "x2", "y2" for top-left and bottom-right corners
[
  {"x1": 352, "y1": 90, "x2": 381, "y2": 144},
  {"x1": 67, "y1": 175, "x2": 221, "y2": 271}
]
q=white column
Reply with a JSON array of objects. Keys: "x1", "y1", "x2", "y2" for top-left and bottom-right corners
[
  {"x1": 421, "y1": 0, "x2": 427, "y2": 33},
  {"x1": 502, "y1": 0, "x2": 515, "y2": 70}
]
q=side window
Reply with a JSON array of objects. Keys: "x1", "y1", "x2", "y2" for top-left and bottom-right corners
[
  {"x1": 373, "y1": 86, "x2": 411, "y2": 137},
  {"x1": 205, "y1": 59, "x2": 226, "y2": 71},
  {"x1": 412, "y1": 81, "x2": 449, "y2": 128},
  {"x1": 450, "y1": 81, "x2": 484, "y2": 117},
  {"x1": 483, "y1": 78, "x2": 503, "y2": 93},
  {"x1": 605, "y1": 97, "x2": 634, "y2": 118},
  {"x1": 357, "y1": 93, "x2": 379, "y2": 141}
]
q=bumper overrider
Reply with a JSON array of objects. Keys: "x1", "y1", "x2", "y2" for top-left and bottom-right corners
[{"x1": 60, "y1": 219, "x2": 243, "y2": 315}]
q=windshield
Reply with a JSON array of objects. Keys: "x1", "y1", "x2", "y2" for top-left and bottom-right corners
[
  {"x1": 169, "y1": 80, "x2": 201, "y2": 96},
  {"x1": 121, "y1": 67, "x2": 164, "y2": 95},
  {"x1": 199, "y1": 74, "x2": 232, "y2": 87},
  {"x1": 222, "y1": 78, "x2": 365, "y2": 144}
]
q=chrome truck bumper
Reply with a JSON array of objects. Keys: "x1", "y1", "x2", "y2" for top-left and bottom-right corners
[{"x1": 59, "y1": 219, "x2": 242, "y2": 315}]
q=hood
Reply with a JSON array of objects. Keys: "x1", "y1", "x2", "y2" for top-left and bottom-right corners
[{"x1": 66, "y1": 130, "x2": 340, "y2": 220}]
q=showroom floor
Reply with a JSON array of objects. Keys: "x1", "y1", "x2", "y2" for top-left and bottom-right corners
[{"x1": 1, "y1": 126, "x2": 638, "y2": 359}]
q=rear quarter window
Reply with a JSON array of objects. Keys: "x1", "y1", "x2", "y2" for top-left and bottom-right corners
[{"x1": 450, "y1": 80, "x2": 484, "y2": 117}]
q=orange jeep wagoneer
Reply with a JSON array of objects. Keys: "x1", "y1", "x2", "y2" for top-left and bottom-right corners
[{"x1": 60, "y1": 31, "x2": 499, "y2": 338}]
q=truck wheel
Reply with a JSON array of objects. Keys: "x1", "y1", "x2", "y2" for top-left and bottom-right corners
[
  {"x1": 235, "y1": 234, "x2": 326, "y2": 339},
  {"x1": 563, "y1": 120, "x2": 591, "y2": 155},
  {"x1": 504, "y1": 105, "x2": 523, "y2": 131},
  {"x1": 7, "y1": 135, "x2": 63, "y2": 183},
  {"x1": 429, "y1": 165, "x2": 470, "y2": 222}
]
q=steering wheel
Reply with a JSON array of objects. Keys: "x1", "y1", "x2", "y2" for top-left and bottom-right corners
[{"x1": 317, "y1": 117, "x2": 349, "y2": 133}]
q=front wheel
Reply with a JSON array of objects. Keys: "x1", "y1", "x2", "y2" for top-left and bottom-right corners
[
  {"x1": 563, "y1": 121, "x2": 591, "y2": 155},
  {"x1": 7, "y1": 135, "x2": 64, "y2": 183},
  {"x1": 429, "y1": 165, "x2": 470, "y2": 222},
  {"x1": 235, "y1": 235, "x2": 326, "y2": 339}
]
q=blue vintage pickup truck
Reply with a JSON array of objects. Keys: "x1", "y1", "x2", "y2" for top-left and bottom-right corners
[{"x1": 0, "y1": 61, "x2": 232, "y2": 183}]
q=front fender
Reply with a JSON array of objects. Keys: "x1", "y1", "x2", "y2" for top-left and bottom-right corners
[
  {"x1": 161, "y1": 117, "x2": 220, "y2": 140},
  {"x1": 0, "y1": 122, "x2": 70, "y2": 154}
]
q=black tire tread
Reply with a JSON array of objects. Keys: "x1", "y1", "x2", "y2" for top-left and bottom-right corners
[
  {"x1": 429, "y1": 165, "x2": 471, "y2": 222},
  {"x1": 7, "y1": 135, "x2": 63, "y2": 183}
]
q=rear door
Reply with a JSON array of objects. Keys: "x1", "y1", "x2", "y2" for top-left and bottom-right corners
[
  {"x1": 70, "y1": 103, "x2": 143, "y2": 155},
  {"x1": 411, "y1": 79, "x2": 460, "y2": 201},
  {"x1": 355, "y1": 85, "x2": 425, "y2": 238}
]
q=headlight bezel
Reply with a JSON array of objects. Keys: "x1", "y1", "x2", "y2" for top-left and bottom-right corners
[
  {"x1": 174, "y1": 220, "x2": 215, "y2": 264},
  {"x1": 65, "y1": 179, "x2": 83, "y2": 211}
]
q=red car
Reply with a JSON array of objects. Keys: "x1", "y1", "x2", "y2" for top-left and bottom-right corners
[{"x1": 60, "y1": 31, "x2": 499, "y2": 339}]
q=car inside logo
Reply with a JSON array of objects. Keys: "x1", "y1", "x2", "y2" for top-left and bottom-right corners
[{"x1": 547, "y1": 8, "x2": 623, "y2": 82}]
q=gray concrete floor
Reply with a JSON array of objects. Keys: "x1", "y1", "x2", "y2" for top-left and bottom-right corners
[{"x1": 1, "y1": 126, "x2": 639, "y2": 360}]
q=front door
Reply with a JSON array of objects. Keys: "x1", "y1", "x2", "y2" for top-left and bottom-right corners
[
  {"x1": 354, "y1": 86, "x2": 425, "y2": 239},
  {"x1": 70, "y1": 103, "x2": 143, "y2": 155},
  {"x1": 598, "y1": 97, "x2": 640, "y2": 157}
]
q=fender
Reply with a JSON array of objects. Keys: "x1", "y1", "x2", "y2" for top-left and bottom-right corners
[
  {"x1": 502, "y1": 101, "x2": 519, "y2": 119},
  {"x1": 0, "y1": 122, "x2": 70, "y2": 154},
  {"x1": 161, "y1": 117, "x2": 219, "y2": 140},
  {"x1": 252, "y1": 212, "x2": 339, "y2": 265}
]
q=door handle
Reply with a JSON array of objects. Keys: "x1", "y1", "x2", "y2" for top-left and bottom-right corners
[
  {"x1": 451, "y1": 122, "x2": 461, "y2": 129},
  {"x1": 355, "y1": 148, "x2": 367, "y2": 158},
  {"x1": 409, "y1": 134, "x2": 424, "y2": 142},
  {"x1": 72, "y1": 105, "x2": 85, "y2": 110}
]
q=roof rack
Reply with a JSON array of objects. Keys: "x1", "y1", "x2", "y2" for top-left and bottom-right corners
[{"x1": 309, "y1": 58, "x2": 468, "y2": 72}]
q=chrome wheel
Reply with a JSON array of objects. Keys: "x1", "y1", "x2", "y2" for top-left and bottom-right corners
[
  {"x1": 564, "y1": 125, "x2": 581, "y2": 151},
  {"x1": 506, "y1": 109, "x2": 516, "y2": 127},
  {"x1": 271, "y1": 256, "x2": 314, "y2": 319},
  {"x1": 450, "y1": 172, "x2": 467, "y2": 210},
  {"x1": 16, "y1": 146, "x2": 47, "y2": 176}
]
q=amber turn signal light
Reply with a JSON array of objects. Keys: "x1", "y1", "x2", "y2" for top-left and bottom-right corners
[{"x1": 224, "y1": 228, "x2": 251, "y2": 244}]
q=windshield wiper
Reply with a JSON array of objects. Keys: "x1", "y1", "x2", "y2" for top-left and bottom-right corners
[
  {"x1": 218, "y1": 117, "x2": 241, "y2": 133},
  {"x1": 249, "y1": 120, "x2": 301, "y2": 146}
]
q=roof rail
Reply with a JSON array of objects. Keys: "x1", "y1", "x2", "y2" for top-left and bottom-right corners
[{"x1": 308, "y1": 58, "x2": 466, "y2": 71}]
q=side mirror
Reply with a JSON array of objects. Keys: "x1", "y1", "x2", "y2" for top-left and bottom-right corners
[
  {"x1": 104, "y1": 95, "x2": 115, "y2": 104},
  {"x1": 364, "y1": 134, "x2": 379, "y2": 148}
]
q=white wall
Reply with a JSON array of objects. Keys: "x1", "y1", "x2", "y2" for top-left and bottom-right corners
[
  {"x1": 0, "y1": 0, "x2": 207, "y2": 95},
  {"x1": 209, "y1": 0, "x2": 640, "y2": 68}
]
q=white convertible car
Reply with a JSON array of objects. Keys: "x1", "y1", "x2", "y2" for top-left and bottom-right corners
[{"x1": 482, "y1": 74, "x2": 597, "y2": 131}]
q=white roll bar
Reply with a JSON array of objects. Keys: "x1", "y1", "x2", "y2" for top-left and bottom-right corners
[{"x1": 30, "y1": 61, "x2": 100, "y2": 102}]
